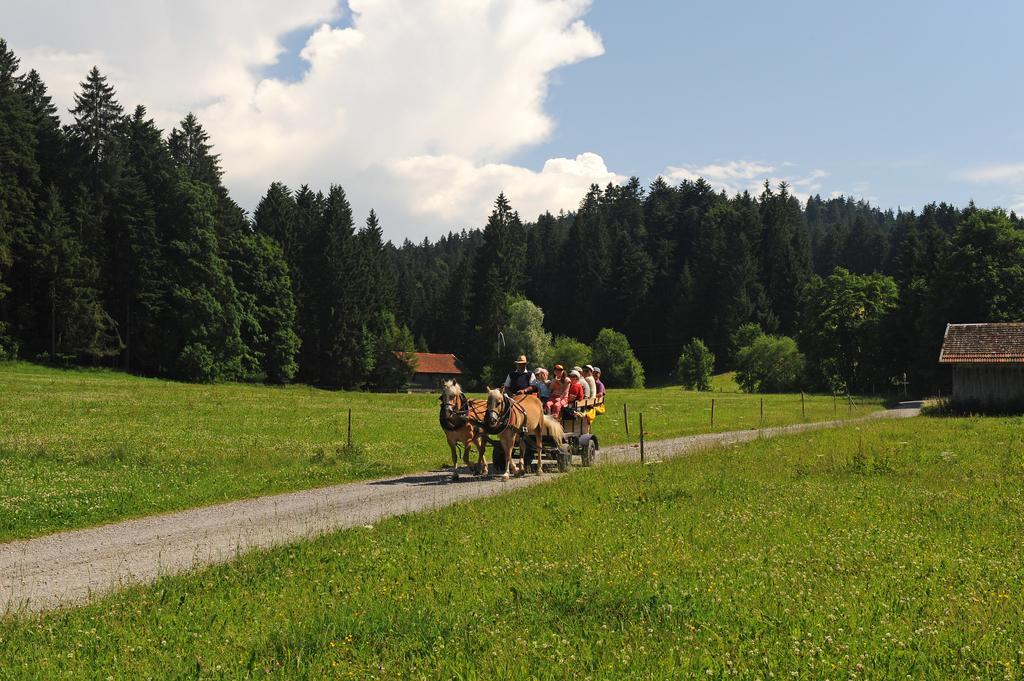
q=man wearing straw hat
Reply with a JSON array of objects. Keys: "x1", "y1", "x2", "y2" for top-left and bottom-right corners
[{"x1": 502, "y1": 355, "x2": 538, "y2": 396}]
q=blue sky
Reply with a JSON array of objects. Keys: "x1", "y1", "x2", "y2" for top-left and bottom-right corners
[
  {"x1": 6, "y1": 0, "x2": 1023, "y2": 239},
  {"x1": 520, "y1": 0, "x2": 1024, "y2": 211}
]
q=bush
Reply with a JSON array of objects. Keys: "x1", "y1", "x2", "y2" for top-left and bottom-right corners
[
  {"x1": 549, "y1": 336, "x2": 591, "y2": 372},
  {"x1": 0, "y1": 323, "x2": 17, "y2": 361},
  {"x1": 591, "y1": 328, "x2": 645, "y2": 389},
  {"x1": 735, "y1": 335, "x2": 804, "y2": 393},
  {"x1": 731, "y1": 323, "x2": 764, "y2": 357},
  {"x1": 177, "y1": 343, "x2": 217, "y2": 382},
  {"x1": 676, "y1": 338, "x2": 715, "y2": 391}
]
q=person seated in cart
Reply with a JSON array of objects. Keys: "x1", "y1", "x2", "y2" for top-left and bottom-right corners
[
  {"x1": 502, "y1": 355, "x2": 538, "y2": 396},
  {"x1": 582, "y1": 365, "x2": 598, "y2": 399},
  {"x1": 584, "y1": 366, "x2": 606, "y2": 426},
  {"x1": 593, "y1": 366, "x2": 606, "y2": 397},
  {"x1": 545, "y1": 364, "x2": 571, "y2": 414},
  {"x1": 565, "y1": 369, "x2": 586, "y2": 408},
  {"x1": 531, "y1": 367, "x2": 551, "y2": 401},
  {"x1": 565, "y1": 369, "x2": 593, "y2": 433},
  {"x1": 573, "y1": 366, "x2": 593, "y2": 399}
]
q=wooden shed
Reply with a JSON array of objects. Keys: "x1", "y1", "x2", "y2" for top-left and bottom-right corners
[
  {"x1": 395, "y1": 352, "x2": 465, "y2": 390},
  {"x1": 938, "y1": 323, "x2": 1024, "y2": 410}
]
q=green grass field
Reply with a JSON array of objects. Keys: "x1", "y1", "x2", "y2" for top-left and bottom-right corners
[
  {"x1": 0, "y1": 362, "x2": 881, "y2": 541},
  {"x1": 2, "y1": 415, "x2": 1022, "y2": 678}
]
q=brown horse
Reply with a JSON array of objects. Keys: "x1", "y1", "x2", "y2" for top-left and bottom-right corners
[
  {"x1": 439, "y1": 380, "x2": 487, "y2": 478},
  {"x1": 484, "y1": 387, "x2": 560, "y2": 479}
]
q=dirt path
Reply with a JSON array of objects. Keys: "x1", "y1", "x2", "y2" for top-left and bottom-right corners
[{"x1": 1, "y1": 402, "x2": 921, "y2": 615}]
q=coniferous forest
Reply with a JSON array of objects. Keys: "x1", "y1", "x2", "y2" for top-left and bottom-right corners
[{"x1": 2, "y1": 41, "x2": 1023, "y2": 394}]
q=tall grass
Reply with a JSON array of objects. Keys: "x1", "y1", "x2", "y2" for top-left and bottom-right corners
[{"x1": 2, "y1": 415, "x2": 1022, "y2": 677}]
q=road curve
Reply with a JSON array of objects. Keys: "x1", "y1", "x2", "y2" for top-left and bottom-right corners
[{"x1": 1, "y1": 402, "x2": 921, "y2": 615}]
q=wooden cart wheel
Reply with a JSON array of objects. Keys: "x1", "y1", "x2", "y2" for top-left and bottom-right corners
[
  {"x1": 556, "y1": 446, "x2": 570, "y2": 472},
  {"x1": 581, "y1": 439, "x2": 596, "y2": 467}
]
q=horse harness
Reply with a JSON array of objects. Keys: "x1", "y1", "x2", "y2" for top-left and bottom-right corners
[
  {"x1": 484, "y1": 393, "x2": 530, "y2": 438},
  {"x1": 439, "y1": 392, "x2": 470, "y2": 432}
]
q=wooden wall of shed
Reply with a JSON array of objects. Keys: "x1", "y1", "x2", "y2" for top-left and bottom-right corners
[{"x1": 952, "y1": 364, "x2": 1024, "y2": 410}]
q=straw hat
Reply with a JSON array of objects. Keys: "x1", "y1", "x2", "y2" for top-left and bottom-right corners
[{"x1": 515, "y1": 355, "x2": 528, "y2": 364}]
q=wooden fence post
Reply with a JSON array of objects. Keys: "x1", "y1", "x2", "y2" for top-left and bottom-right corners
[
  {"x1": 833, "y1": 393, "x2": 837, "y2": 413},
  {"x1": 760, "y1": 397, "x2": 764, "y2": 424},
  {"x1": 711, "y1": 398, "x2": 715, "y2": 428},
  {"x1": 801, "y1": 391, "x2": 805, "y2": 419},
  {"x1": 624, "y1": 403, "x2": 629, "y2": 436},
  {"x1": 639, "y1": 412, "x2": 645, "y2": 464},
  {"x1": 347, "y1": 408, "x2": 352, "y2": 447}
]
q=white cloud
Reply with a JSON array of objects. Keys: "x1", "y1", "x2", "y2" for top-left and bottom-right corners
[
  {"x1": 962, "y1": 163, "x2": 1024, "y2": 184},
  {"x1": 662, "y1": 160, "x2": 829, "y2": 201},
  {"x1": 393, "y1": 152, "x2": 622, "y2": 224},
  {"x1": 961, "y1": 163, "x2": 1024, "y2": 214},
  {"x1": 3, "y1": 0, "x2": 605, "y2": 239},
  {"x1": 6, "y1": 1, "x2": 342, "y2": 124}
]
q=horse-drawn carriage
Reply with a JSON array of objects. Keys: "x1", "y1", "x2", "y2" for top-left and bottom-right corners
[
  {"x1": 439, "y1": 380, "x2": 603, "y2": 478},
  {"x1": 511, "y1": 395, "x2": 603, "y2": 473}
]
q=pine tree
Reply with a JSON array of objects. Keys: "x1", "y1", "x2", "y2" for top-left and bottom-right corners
[
  {"x1": 842, "y1": 215, "x2": 886, "y2": 274},
  {"x1": 611, "y1": 228, "x2": 654, "y2": 329},
  {"x1": 315, "y1": 184, "x2": 370, "y2": 387},
  {"x1": 291, "y1": 186, "x2": 324, "y2": 381},
  {"x1": 168, "y1": 113, "x2": 221, "y2": 188},
  {"x1": 108, "y1": 173, "x2": 165, "y2": 371},
  {"x1": 121, "y1": 106, "x2": 174, "y2": 200},
  {"x1": 25, "y1": 187, "x2": 120, "y2": 363},
  {"x1": 643, "y1": 177, "x2": 679, "y2": 284},
  {"x1": 558, "y1": 186, "x2": 607, "y2": 340},
  {"x1": 759, "y1": 182, "x2": 811, "y2": 334},
  {"x1": 66, "y1": 65, "x2": 127, "y2": 309},
  {"x1": 254, "y1": 182, "x2": 297, "y2": 255},
  {"x1": 0, "y1": 41, "x2": 47, "y2": 356},
  {"x1": 19, "y1": 69, "x2": 63, "y2": 191},
  {"x1": 357, "y1": 209, "x2": 395, "y2": 320},
  {"x1": 523, "y1": 211, "x2": 556, "y2": 311},
  {"x1": 466, "y1": 193, "x2": 527, "y2": 370},
  {"x1": 607, "y1": 178, "x2": 652, "y2": 330},
  {"x1": 631, "y1": 177, "x2": 680, "y2": 374},
  {"x1": 160, "y1": 175, "x2": 245, "y2": 381},
  {"x1": 68, "y1": 66, "x2": 123, "y2": 170},
  {"x1": 225, "y1": 231, "x2": 300, "y2": 383}
]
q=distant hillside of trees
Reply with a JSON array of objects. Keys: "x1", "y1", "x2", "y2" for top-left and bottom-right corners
[{"x1": 2, "y1": 40, "x2": 1023, "y2": 394}]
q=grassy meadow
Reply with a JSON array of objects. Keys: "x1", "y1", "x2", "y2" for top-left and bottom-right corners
[
  {"x1": 2, "y1": 414, "x2": 1023, "y2": 678},
  {"x1": 0, "y1": 362, "x2": 882, "y2": 541}
]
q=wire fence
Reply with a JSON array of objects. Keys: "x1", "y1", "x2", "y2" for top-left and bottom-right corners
[{"x1": 616, "y1": 392, "x2": 886, "y2": 448}]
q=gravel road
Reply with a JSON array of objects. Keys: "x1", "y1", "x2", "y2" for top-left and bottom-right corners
[{"x1": 1, "y1": 402, "x2": 921, "y2": 615}]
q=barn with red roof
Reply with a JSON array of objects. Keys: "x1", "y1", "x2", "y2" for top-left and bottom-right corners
[
  {"x1": 394, "y1": 352, "x2": 466, "y2": 390},
  {"x1": 939, "y1": 323, "x2": 1024, "y2": 410}
]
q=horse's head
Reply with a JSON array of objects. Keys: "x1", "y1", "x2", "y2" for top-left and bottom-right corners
[
  {"x1": 439, "y1": 380, "x2": 464, "y2": 420},
  {"x1": 485, "y1": 387, "x2": 504, "y2": 427}
]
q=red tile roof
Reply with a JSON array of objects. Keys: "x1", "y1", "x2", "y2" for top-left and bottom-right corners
[
  {"x1": 395, "y1": 352, "x2": 464, "y2": 375},
  {"x1": 939, "y1": 323, "x2": 1024, "y2": 364}
]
